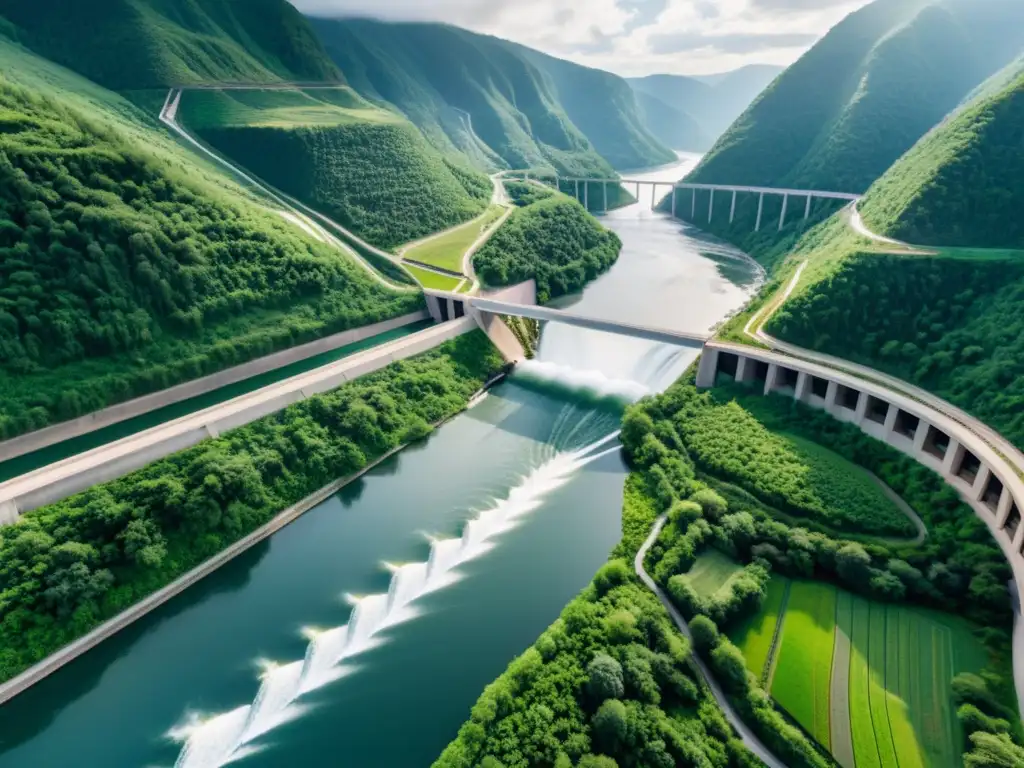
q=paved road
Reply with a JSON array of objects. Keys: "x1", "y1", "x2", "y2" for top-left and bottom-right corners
[{"x1": 635, "y1": 517, "x2": 787, "y2": 768}]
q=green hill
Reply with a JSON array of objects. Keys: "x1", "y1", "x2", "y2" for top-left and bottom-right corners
[
  {"x1": 858, "y1": 60, "x2": 1024, "y2": 248},
  {"x1": 687, "y1": 0, "x2": 1024, "y2": 192},
  {"x1": 627, "y1": 65, "x2": 781, "y2": 147},
  {"x1": 0, "y1": 39, "x2": 419, "y2": 441},
  {"x1": 474, "y1": 186, "x2": 621, "y2": 302},
  {"x1": 0, "y1": 0, "x2": 341, "y2": 90},
  {"x1": 179, "y1": 88, "x2": 492, "y2": 249},
  {"x1": 307, "y1": 17, "x2": 673, "y2": 174}
]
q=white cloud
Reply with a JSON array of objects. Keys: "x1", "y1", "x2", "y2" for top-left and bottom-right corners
[{"x1": 291, "y1": 0, "x2": 875, "y2": 76}]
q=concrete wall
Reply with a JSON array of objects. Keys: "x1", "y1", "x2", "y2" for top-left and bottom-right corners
[
  {"x1": 697, "y1": 343, "x2": 1024, "y2": 600},
  {"x1": 0, "y1": 318, "x2": 474, "y2": 519},
  {"x1": 0, "y1": 311, "x2": 429, "y2": 464}
]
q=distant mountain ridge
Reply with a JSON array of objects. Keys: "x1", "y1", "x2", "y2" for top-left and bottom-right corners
[
  {"x1": 627, "y1": 65, "x2": 782, "y2": 150},
  {"x1": 307, "y1": 17, "x2": 675, "y2": 174},
  {"x1": 686, "y1": 0, "x2": 1024, "y2": 192},
  {"x1": 0, "y1": 0, "x2": 342, "y2": 90}
]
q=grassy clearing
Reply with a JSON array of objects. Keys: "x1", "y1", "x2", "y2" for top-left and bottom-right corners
[
  {"x1": 685, "y1": 550, "x2": 747, "y2": 600},
  {"x1": 830, "y1": 591, "x2": 855, "y2": 768},
  {"x1": 731, "y1": 577, "x2": 789, "y2": 682},
  {"x1": 849, "y1": 596, "x2": 880, "y2": 768},
  {"x1": 404, "y1": 205, "x2": 505, "y2": 272},
  {"x1": 770, "y1": 581, "x2": 837, "y2": 748},
  {"x1": 179, "y1": 88, "x2": 394, "y2": 129},
  {"x1": 406, "y1": 265, "x2": 464, "y2": 292}
]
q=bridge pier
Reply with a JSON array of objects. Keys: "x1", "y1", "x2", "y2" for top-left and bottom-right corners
[
  {"x1": 602, "y1": 182, "x2": 608, "y2": 213},
  {"x1": 778, "y1": 193, "x2": 789, "y2": 231},
  {"x1": 651, "y1": 183, "x2": 656, "y2": 208},
  {"x1": 804, "y1": 195, "x2": 812, "y2": 220},
  {"x1": 584, "y1": 183, "x2": 588, "y2": 210},
  {"x1": 708, "y1": 190, "x2": 714, "y2": 222},
  {"x1": 574, "y1": 179, "x2": 579, "y2": 202},
  {"x1": 672, "y1": 187, "x2": 677, "y2": 217},
  {"x1": 730, "y1": 190, "x2": 737, "y2": 223},
  {"x1": 755, "y1": 193, "x2": 764, "y2": 231},
  {"x1": 691, "y1": 188, "x2": 696, "y2": 219}
]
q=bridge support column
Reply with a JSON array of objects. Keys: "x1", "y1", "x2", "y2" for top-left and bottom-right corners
[
  {"x1": 636, "y1": 182, "x2": 640, "y2": 201},
  {"x1": 584, "y1": 183, "x2": 589, "y2": 210},
  {"x1": 691, "y1": 188, "x2": 696, "y2": 219},
  {"x1": 763, "y1": 364, "x2": 779, "y2": 396},
  {"x1": 602, "y1": 182, "x2": 608, "y2": 213},
  {"x1": 778, "y1": 193, "x2": 789, "y2": 231},
  {"x1": 672, "y1": 187, "x2": 677, "y2": 217},
  {"x1": 824, "y1": 380, "x2": 840, "y2": 411},
  {"x1": 794, "y1": 372, "x2": 812, "y2": 403},
  {"x1": 695, "y1": 349, "x2": 719, "y2": 388},
  {"x1": 913, "y1": 421, "x2": 930, "y2": 453},
  {"x1": 755, "y1": 193, "x2": 764, "y2": 231},
  {"x1": 942, "y1": 439, "x2": 965, "y2": 481},
  {"x1": 804, "y1": 195, "x2": 813, "y2": 220},
  {"x1": 729, "y1": 190, "x2": 737, "y2": 223},
  {"x1": 881, "y1": 402, "x2": 898, "y2": 432},
  {"x1": 575, "y1": 179, "x2": 579, "y2": 202},
  {"x1": 998, "y1": 489, "x2": 1014, "y2": 527},
  {"x1": 735, "y1": 356, "x2": 755, "y2": 384},
  {"x1": 708, "y1": 190, "x2": 714, "y2": 222},
  {"x1": 1014, "y1": 521, "x2": 1024, "y2": 553},
  {"x1": 973, "y1": 466, "x2": 993, "y2": 503},
  {"x1": 651, "y1": 183, "x2": 656, "y2": 208}
]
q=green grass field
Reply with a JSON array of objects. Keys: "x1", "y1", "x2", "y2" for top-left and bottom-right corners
[
  {"x1": 684, "y1": 550, "x2": 746, "y2": 600},
  {"x1": 179, "y1": 88, "x2": 395, "y2": 129},
  {"x1": 731, "y1": 578, "x2": 789, "y2": 683},
  {"x1": 770, "y1": 581, "x2": 837, "y2": 749},
  {"x1": 403, "y1": 206, "x2": 505, "y2": 272},
  {"x1": 744, "y1": 575, "x2": 996, "y2": 768},
  {"x1": 406, "y1": 265, "x2": 464, "y2": 292}
]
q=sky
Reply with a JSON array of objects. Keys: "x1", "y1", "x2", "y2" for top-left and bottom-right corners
[{"x1": 290, "y1": 0, "x2": 875, "y2": 76}]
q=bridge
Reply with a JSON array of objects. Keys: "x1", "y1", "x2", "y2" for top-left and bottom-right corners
[{"x1": 512, "y1": 172, "x2": 861, "y2": 231}]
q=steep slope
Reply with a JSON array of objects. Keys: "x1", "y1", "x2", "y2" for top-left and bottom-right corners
[
  {"x1": 633, "y1": 89, "x2": 713, "y2": 151},
  {"x1": 628, "y1": 65, "x2": 781, "y2": 142},
  {"x1": 0, "y1": 39, "x2": 419, "y2": 441},
  {"x1": 687, "y1": 0, "x2": 1024, "y2": 192},
  {"x1": 307, "y1": 17, "x2": 673, "y2": 173},
  {"x1": 859, "y1": 61, "x2": 1024, "y2": 247},
  {"x1": 512, "y1": 45, "x2": 676, "y2": 169},
  {"x1": 0, "y1": 0, "x2": 341, "y2": 90},
  {"x1": 178, "y1": 88, "x2": 492, "y2": 249}
]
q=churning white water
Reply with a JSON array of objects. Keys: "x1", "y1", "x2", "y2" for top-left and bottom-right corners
[{"x1": 169, "y1": 432, "x2": 621, "y2": 768}]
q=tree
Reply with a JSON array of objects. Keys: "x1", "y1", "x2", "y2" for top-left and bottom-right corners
[
  {"x1": 591, "y1": 699, "x2": 628, "y2": 753},
  {"x1": 578, "y1": 756, "x2": 619, "y2": 768},
  {"x1": 710, "y1": 639, "x2": 749, "y2": 694},
  {"x1": 587, "y1": 653, "x2": 625, "y2": 702},
  {"x1": 690, "y1": 489, "x2": 727, "y2": 520},
  {"x1": 835, "y1": 542, "x2": 872, "y2": 587},
  {"x1": 689, "y1": 615, "x2": 719, "y2": 655},
  {"x1": 964, "y1": 732, "x2": 1024, "y2": 768}
]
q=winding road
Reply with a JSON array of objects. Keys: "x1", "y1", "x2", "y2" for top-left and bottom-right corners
[{"x1": 635, "y1": 517, "x2": 788, "y2": 768}]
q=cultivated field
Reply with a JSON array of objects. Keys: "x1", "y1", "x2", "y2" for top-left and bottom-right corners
[
  {"x1": 742, "y1": 578, "x2": 994, "y2": 767},
  {"x1": 405, "y1": 205, "x2": 505, "y2": 272}
]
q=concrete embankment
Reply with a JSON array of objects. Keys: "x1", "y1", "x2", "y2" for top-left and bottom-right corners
[
  {"x1": 0, "y1": 317, "x2": 473, "y2": 520},
  {"x1": 0, "y1": 366, "x2": 501, "y2": 706},
  {"x1": 0, "y1": 311, "x2": 429, "y2": 464}
]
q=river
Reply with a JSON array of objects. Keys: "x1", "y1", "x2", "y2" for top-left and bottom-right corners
[{"x1": 0, "y1": 154, "x2": 762, "y2": 768}]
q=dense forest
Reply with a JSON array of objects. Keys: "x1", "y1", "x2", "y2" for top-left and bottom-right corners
[
  {"x1": 686, "y1": 0, "x2": 1024, "y2": 192},
  {"x1": 768, "y1": 253, "x2": 1024, "y2": 451},
  {"x1": 433, "y1": 478, "x2": 765, "y2": 768},
  {"x1": 474, "y1": 191, "x2": 622, "y2": 302},
  {"x1": 858, "y1": 64, "x2": 1024, "y2": 248},
  {"x1": 0, "y1": 78, "x2": 422, "y2": 440},
  {"x1": 0, "y1": 332, "x2": 503, "y2": 683},
  {"x1": 0, "y1": 0, "x2": 342, "y2": 90},
  {"x1": 189, "y1": 99, "x2": 492, "y2": 249},
  {"x1": 308, "y1": 17, "x2": 672, "y2": 174}
]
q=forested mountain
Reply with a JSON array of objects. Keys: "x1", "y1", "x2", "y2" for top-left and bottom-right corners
[
  {"x1": 0, "y1": 39, "x2": 418, "y2": 441},
  {"x1": 178, "y1": 88, "x2": 492, "y2": 249},
  {"x1": 627, "y1": 65, "x2": 781, "y2": 148},
  {"x1": 307, "y1": 17, "x2": 674, "y2": 173},
  {"x1": 687, "y1": 0, "x2": 1024, "y2": 192},
  {"x1": 632, "y1": 90, "x2": 713, "y2": 152},
  {"x1": 0, "y1": 0, "x2": 342, "y2": 90},
  {"x1": 859, "y1": 59, "x2": 1024, "y2": 247}
]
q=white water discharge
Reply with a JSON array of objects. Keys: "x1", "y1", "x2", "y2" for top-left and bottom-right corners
[{"x1": 170, "y1": 433, "x2": 620, "y2": 768}]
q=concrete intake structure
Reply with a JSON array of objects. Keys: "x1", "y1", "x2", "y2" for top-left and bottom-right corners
[{"x1": 696, "y1": 342, "x2": 1024, "y2": 600}]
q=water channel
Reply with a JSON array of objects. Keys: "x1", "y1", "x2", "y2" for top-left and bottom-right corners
[{"x1": 0, "y1": 154, "x2": 763, "y2": 768}]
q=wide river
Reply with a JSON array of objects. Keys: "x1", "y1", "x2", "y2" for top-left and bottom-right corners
[{"x1": 0, "y1": 155, "x2": 762, "y2": 768}]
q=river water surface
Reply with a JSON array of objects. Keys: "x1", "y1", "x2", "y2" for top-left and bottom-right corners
[{"x1": 0, "y1": 154, "x2": 762, "y2": 768}]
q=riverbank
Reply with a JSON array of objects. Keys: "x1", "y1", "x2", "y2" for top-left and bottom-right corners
[{"x1": 0, "y1": 363, "x2": 509, "y2": 707}]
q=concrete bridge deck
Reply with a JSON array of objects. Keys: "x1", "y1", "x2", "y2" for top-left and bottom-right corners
[{"x1": 468, "y1": 298, "x2": 710, "y2": 347}]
